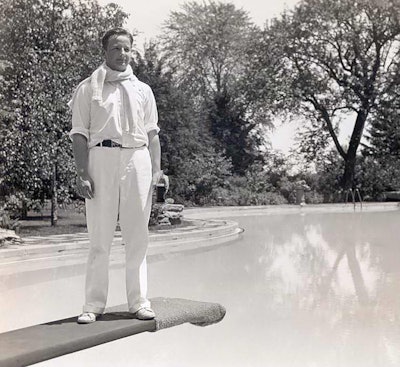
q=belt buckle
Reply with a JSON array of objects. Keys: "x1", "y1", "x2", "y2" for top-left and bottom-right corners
[{"x1": 96, "y1": 140, "x2": 121, "y2": 148}]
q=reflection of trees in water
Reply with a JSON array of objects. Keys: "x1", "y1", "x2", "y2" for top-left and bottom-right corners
[{"x1": 261, "y1": 210, "x2": 400, "y2": 366}]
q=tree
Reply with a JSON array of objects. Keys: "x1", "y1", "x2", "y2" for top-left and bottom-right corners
[
  {"x1": 132, "y1": 42, "x2": 233, "y2": 204},
  {"x1": 161, "y1": 1, "x2": 273, "y2": 175},
  {"x1": 0, "y1": 0, "x2": 129, "y2": 221},
  {"x1": 361, "y1": 81, "x2": 400, "y2": 196},
  {"x1": 267, "y1": 0, "x2": 400, "y2": 190},
  {"x1": 366, "y1": 78, "x2": 400, "y2": 160}
]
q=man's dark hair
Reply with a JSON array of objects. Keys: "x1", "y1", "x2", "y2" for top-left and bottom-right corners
[{"x1": 101, "y1": 27, "x2": 133, "y2": 49}]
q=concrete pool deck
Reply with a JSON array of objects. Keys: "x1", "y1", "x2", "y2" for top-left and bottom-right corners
[
  {"x1": 183, "y1": 201, "x2": 400, "y2": 219},
  {"x1": 0, "y1": 217, "x2": 243, "y2": 274}
]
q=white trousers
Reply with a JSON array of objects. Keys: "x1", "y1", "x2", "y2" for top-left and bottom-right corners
[{"x1": 83, "y1": 145, "x2": 152, "y2": 314}]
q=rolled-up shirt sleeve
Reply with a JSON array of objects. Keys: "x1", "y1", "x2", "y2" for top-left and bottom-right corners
[
  {"x1": 143, "y1": 85, "x2": 160, "y2": 134},
  {"x1": 68, "y1": 82, "x2": 91, "y2": 140}
]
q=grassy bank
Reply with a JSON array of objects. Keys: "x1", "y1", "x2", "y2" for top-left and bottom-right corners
[{"x1": 17, "y1": 209, "x2": 87, "y2": 237}]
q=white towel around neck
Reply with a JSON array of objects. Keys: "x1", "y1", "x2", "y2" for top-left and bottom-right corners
[{"x1": 70, "y1": 63, "x2": 141, "y2": 135}]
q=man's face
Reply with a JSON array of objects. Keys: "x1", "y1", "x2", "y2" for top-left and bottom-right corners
[{"x1": 104, "y1": 35, "x2": 132, "y2": 72}]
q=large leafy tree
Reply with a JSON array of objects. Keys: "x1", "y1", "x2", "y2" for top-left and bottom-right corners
[
  {"x1": 0, "y1": 0, "x2": 129, "y2": 221},
  {"x1": 362, "y1": 81, "x2": 400, "y2": 194},
  {"x1": 161, "y1": 1, "x2": 273, "y2": 175},
  {"x1": 268, "y1": 0, "x2": 400, "y2": 190},
  {"x1": 366, "y1": 80, "x2": 400, "y2": 160},
  {"x1": 132, "y1": 43, "x2": 232, "y2": 204}
]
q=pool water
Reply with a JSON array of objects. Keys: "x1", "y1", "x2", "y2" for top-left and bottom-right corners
[{"x1": 2, "y1": 208, "x2": 400, "y2": 367}]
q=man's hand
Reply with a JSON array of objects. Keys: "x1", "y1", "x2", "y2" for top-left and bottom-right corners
[
  {"x1": 152, "y1": 170, "x2": 169, "y2": 192},
  {"x1": 77, "y1": 174, "x2": 95, "y2": 199}
]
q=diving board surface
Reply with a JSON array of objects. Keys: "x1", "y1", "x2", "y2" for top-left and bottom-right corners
[{"x1": 0, "y1": 297, "x2": 226, "y2": 367}]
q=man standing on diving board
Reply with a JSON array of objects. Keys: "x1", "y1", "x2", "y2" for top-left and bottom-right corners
[{"x1": 69, "y1": 27, "x2": 168, "y2": 324}]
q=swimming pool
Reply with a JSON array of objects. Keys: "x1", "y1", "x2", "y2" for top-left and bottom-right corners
[{"x1": 2, "y1": 206, "x2": 400, "y2": 367}]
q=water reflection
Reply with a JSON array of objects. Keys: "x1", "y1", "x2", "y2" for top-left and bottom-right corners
[{"x1": 238, "y1": 211, "x2": 400, "y2": 367}]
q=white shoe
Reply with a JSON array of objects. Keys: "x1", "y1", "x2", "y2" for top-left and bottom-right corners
[
  {"x1": 135, "y1": 307, "x2": 156, "y2": 320},
  {"x1": 77, "y1": 312, "x2": 98, "y2": 324}
]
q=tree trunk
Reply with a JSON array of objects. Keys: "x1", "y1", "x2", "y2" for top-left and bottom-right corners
[
  {"x1": 342, "y1": 153, "x2": 356, "y2": 190},
  {"x1": 51, "y1": 163, "x2": 58, "y2": 226},
  {"x1": 21, "y1": 200, "x2": 28, "y2": 220},
  {"x1": 341, "y1": 109, "x2": 368, "y2": 190}
]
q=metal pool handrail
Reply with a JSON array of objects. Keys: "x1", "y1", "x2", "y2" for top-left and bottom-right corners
[{"x1": 344, "y1": 188, "x2": 363, "y2": 210}]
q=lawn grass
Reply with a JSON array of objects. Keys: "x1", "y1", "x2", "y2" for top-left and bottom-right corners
[
  {"x1": 17, "y1": 209, "x2": 88, "y2": 237},
  {"x1": 16, "y1": 207, "x2": 188, "y2": 238}
]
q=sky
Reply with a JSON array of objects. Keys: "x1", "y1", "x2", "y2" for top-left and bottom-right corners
[
  {"x1": 97, "y1": 0, "x2": 301, "y2": 47},
  {"x1": 96, "y1": 0, "x2": 354, "y2": 155}
]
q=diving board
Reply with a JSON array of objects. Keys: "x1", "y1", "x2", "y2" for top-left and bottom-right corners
[{"x1": 0, "y1": 298, "x2": 226, "y2": 367}]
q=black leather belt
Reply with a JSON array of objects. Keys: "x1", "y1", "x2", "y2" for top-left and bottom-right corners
[{"x1": 96, "y1": 140, "x2": 122, "y2": 148}]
